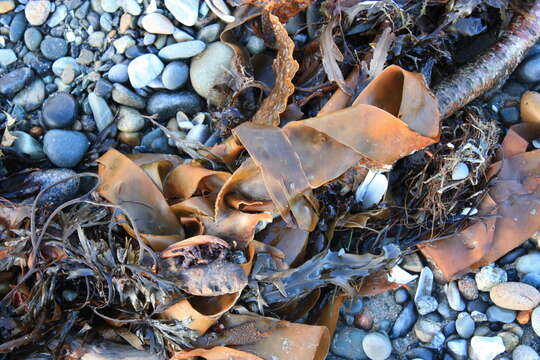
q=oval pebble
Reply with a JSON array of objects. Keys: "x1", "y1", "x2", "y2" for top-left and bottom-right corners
[
  {"x1": 362, "y1": 332, "x2": 392, "y2": 360},
  {"x1": 490, "y1": 282, "x2": 540, "y2": 310}
]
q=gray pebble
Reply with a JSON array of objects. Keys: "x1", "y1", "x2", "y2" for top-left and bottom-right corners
[
  {"x1": 391, "y1": 302, "x2": 418, "y2": 338},
  {"x1": 455, "y1": 312, "x2": 474, "y2": 338},
  {"x1": 331, "y1": 327, "x2": 367, "y2": 360},
  {"x1": 40, "y1": 37, "x2": 68, "y2": 60},
  {"x1": 9, "y1": 12, "x2": 26, "y2": 42},
  {"x1": 146, "y1": 91, "x2": 203, "y2": 120},
  {"x1": 0, "y1": 67, "x2": 33, "y2": 96},
  {"x1": 447, "y1": 339, "x2": 468, "y2": 360},
  {"x1": 88, "y1": 31, "x2": 105, "y2": 48},
  {"x1": 0, "y1": 49, "x2": 17, "y2": 66},
  {"x1": 531, "y1": 306, "x2": 540, "y2": 337},
  {"x1": 486, "y1": 305, "x2": 516, "y2": 323},
  {"x1": 416, "y1": 296, "x2": 438, "y2": 315},
  {"x1": 108, "y1": 63, "x2": 129, "y2": 83},
  {"x1": 475, "y1": 265, "x2": 507, "y2": 291},
  {"x1": 88, "y1": 92, "x2": 114, "y2": 132},
  {"x1": 94, "y1": 79, "x2": 113, "y2": 97},
  {"x1": 513, "y1": 345, "x2": 540, "y2": 360},
  {"x1": 185, "y1": 124, "x2": 209, "y2": 143},
  {"x1": 362, "y1": 332, "x2": 391, "y2": 360},
  {"x1": 117, "y1": 106, "x2": 144, "y2": 132},
  {"x1": 516, "y1": 253, "x2": 540, "y2": 274},
  {"x1": 415, "y1": 267, "x2": 433, "y2": 302},
  {"x1": 158, "y1": 40, "x2": 206, "y2": 60},
  {"x1": 414, "y1": 317, "x2": 442, "y2": 343},
  {"x1": 469, "y1": 336, "x2": 505, "y2": 360},
  {"x1": 197, "y1": 23, "x2": 221, "y2": 42},
  {"x1": 446, "y1": 281, "x2": 465, "y2": 311},
  {"x1": 516, "y1": 54, "x2": 540, "y2": 83},
  {"x1": 24, "y1": 27, "x2": 42, "y2": 51},
  {"x1": 246, "y1": 35, "x2": 265, "y2": 55},
  {"x1": 394, "y1": 288, "x2": 410, "y2": 304},
  {"x1": 47, "y1": 4, "x2": 67, "y2": 27},
  {"x1": 52, "y1": 57, "x2": 79, "y2": 77},
  {"x1": 99, "y1": 13, "x2": 113, "y2": 31},
  {"x1": 42, "y1": 92, "x2": 77, "y2": 129},
  {"x1": 112, "y1": 83, "x2": 145, "y2": 109},
  {"x1": 522, "y1": 272, "x2": 540, "y2": 288},
  {"x1": 31, "y1": 168, "x2": 80, "y2": 207},
  {"x1": 128, "y1": 53, "x2": 164, "y2": 88},
  {"x1": 43, "y1": 130, "x2": 89, "y2": 168},
  {"x1": 500, "y1": 106, "x2": 520, "y2": 126},
  {"x1": 162, "y1": 61, "x2": 189, "y2": 90}
]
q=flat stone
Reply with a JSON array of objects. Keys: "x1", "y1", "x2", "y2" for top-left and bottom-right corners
[
  {"x1": 486, "y1": 305, "x2": 516, "y2": 323},
  {"x1": 455, "y1": 312, "x2": 474, "y2": 338},
  {"x1": 42, "y1": 92, "x2": 77, "y2": 129},
  {"x1": 475, "y1": 265, "x2": 507, "y2": 291},
  {"x1": 47, "y1": 4, "x2": 67, "y2": 27},
  {"x1": 108, "y1": 63, "x2": 129, "y2": 83},
  {"x1": 141, "y1": 13, "x2": 174, "y2": 34},
  {"x1": 25, "y1": 0, "x2": 51, "y2": 26},
  {"x1": 190, "y1": 41, "x2": 234, "y2": 105},
  {"x1": 40, "y1": 37, "x2": 68, "y2": 60},
  {"x1": 516, "y1": 253, "x2": 540, "y2": 273},
  {"x1": 362, "y1": 332, "x2": 391, "y2": 360},
  {"x1": 469, "y1": 336, "x2": 505, "y2": 360},
  {"x1": 165, "y1": 0, "x2": 199, "y2": 26},
  {"x1": 128, "y1": 54, "x2": 164, "y2": 88},
  {"x1": 0, "y1": 0, "x2": 15, "y2": 14},
  {"x1": 112, "y1": 83, "x2": 145, "y2": 109},
  {"x1": 391, "y1": 302, "x2": 418, "y2": 338},
  {"x1": 11, "y1": 131, "x2": 45, "y2": 159},
  {"x1": 513, "y1": 345, "x2": 540, "y2": 360},
  {"x1": 13, "y1": 79, "x2": 45, "y2": 111},
  {"x1": 0, "y1": 67, "x2": 33, "y2": 96},
  {"x1": 158, "y1": 40, "x2": 206, "y2": 60},
  {"x1": 490, "y1": 282, "x2": 540, "y2": 310},
  {"x1": 43, "y1": 130, "x2": 89, "y2": 168},
  {"x1": 9, "y1": 12, "x2": 26, "y2": 42},
  {"x1": 446, "y1": 280, "x2": 465, "y2": 311},
  {"x1": 88, "y1": 92, "x2": 114, "y2": 132},
  {"x1": 24, "y1": 27, "x2": 43, "y2": 51},
  {"x1": 331, "y1": 327, "x2": 367, "y2": 360},
  {"x1": 146, "y1": 91, "x2": 203, "y2": 120},
  {"x1": 0, "y1": 49, "x2": 17, "y2": 66},
  {"x1": 117, "y1": 106, "x2": 144, "y2": 132},
  {"x1": 162, "y1": 61, "x2": 189, "y2": 90}
]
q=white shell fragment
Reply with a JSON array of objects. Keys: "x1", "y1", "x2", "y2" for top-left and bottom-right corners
[
  {"x1": 355, "y1": 170, "x2": 388, "y2": 209},
  {"x1": 451, "y1": 162, "x2": 469, "y2": 180},
  {"x1": 388, "y1": 265, "x2": 418, "y2": 284}
]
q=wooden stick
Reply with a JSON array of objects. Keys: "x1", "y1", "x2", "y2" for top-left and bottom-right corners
[{"x1": 434, "y1": 0, "x2": 540, "y2": 119}]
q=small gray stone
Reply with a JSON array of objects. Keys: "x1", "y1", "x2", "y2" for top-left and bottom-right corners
[
  {"x1": 40, "y1": 37, "x2": 68, "y2": 60},
  {"x1": 158, "y1": 40, "x2": 206, "y2": 60},
  {"x1": 43, "y1": 130, "x2": 89, "y2": 168},
  {"x1": 469, "y1": 336, "x2": 505, "y2": 360},
  {"x1": 437, "y1": 300, "x2": 457, "y2": 320},
  {"x1": 47, "y1": 4, "x2": 67, "y2": 27},
  {"x1": 88, "y1": 31, "x2": 105, "y2": 48},
  {"x1": 447, "y1": 339, "x2": 468, "y2": 360},
  {"x1": 146, "y1": 91, "x2": 203, "y2": 120},
  {"x1": 446, "y1": 281, "x2": 465, "y2": 311},
  {"x1": 121, "y1": 0, "x2": 140, "y2": 15},
  {"x1": 475, "y1": 265, "x2": 507, "y2": 291},
  {"x1": 9, "y1": 12, "x2": 26, "y2": 42},
  {"x1": 11, "y1": 131, "x2": 45, "y2": 159},
  {"x1": 101, "y1": 0, "x2": 120, "y2": 13},
  {"x1": 391, "y1": 302, "x2": 418, "y2": 338},
  {"x1": 117, "y1": 106, "x2": 144, "y2": 132},
  {"x1": 128, "y1": 54, "x2": 164, "y2": 88},
  {"x1": 516, "y1": 54, "x2": 540, "y2": 83},
  {"x1": 42, "y1": 92, "x2": 77, "y2": 129},
  {"x1": 173, "y1": 28, "x2": 194, "y2": 42},
  {"x1": 486, "y1": 305, "x2": 516, "y2": 323},
  {"x1": 112, "y1": 83, "x2": 145, "y2": 109},
  {"x1": 88, "y1": 92, "x2": 114, "y2": 132},
  {"x1": 0, "y1": 49, "x2": 17, "y2": 66},
  {"x1": 197, "y1": 23, "x2": 221, "y2": 42},
  {"x1": 331, "y1": 327, "x2": 367, "y2": 360},
  {"x1": 497, "y1": 331, "x2": 519, "y2": 352},
  {"x1": 401, "y1": 253, "x2": 423, "y2": 273},
  {"x1": 0, "y1": 67, "x2": 33, "y2": 96},
  {"x1": 113, "y1": 35, "x2": 135, "y2": 54},
  {"x1": 108, "y1": 63, "x2": 129, "y2": 83},
  {"x1": 165, "y1": 0, "x2": 198, "y2": 26},
  {"x1": 394, "y1": 288, "x2": 410, "y2": 304},
  {"x1": 414, "y1": 317, "x2": 442, "y2": 343},
  {"x1": 416, "y1": 296, "x2": 438, "y2": 315},
  {"x1": 24, "y1": 27, "x2": 42, "y2": 51},
  {"x1": 455, "y1": 312, "x2": 474, "y2": 339},
  {"x1": 99, "y1": 13, "x2": 113, "y2": 31},
  {"x1": 513, "y1": 345, "x2": 540, "y2": 360},
  {"x1": 516, "y1": 253, "x2": 540, "y2": 274},
  {"x1": 162, "y1": 61, "x2": 189, "y2": 90},
  {"x1": 13, "y1": 79, "x2": 45, "y2": 111},
  {"x1": 362, "y1": 332, "x2": 391, "y2": 360}
]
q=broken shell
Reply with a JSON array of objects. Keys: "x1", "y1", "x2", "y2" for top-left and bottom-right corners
[
  {"x1": 388, "y1": 265, "x2": 418, "y2": 284},
  {"x1": 451, "y1": 162, "x2": 469, "y2": 180},
  {"x1": 355, "y1": 170, "x2": 388, "y2": 209},
  {"x1": 520, "y1": 91, "x2": 540, "y2": 124}
]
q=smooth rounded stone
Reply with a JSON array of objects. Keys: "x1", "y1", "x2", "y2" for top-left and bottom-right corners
[
  {"x1": 522, "y1": 91, "x2": 540, "y2": 124},
  {"x1": 128, "y1": 54, "x2": 164, "y2": 89},
  {"x1": 13, "y1": 79, "x2": 45, "y2": 111},
  {"x1": 394, "y1": 288, "x2": 410, "y2": 304},
  {"x1": 447, "y1": 339, "x2": 468, "y2": 360},
  {"x1": 42, "y1": 92, "x2": 76, "y2": 129},
  {"x1": 415, "y1": 267, "x2": 434, "y2": 302},
  {"x1": 500, "y1": 106, "x2": 520, "y2": 126},
  {"x1": 0, "y1": 49, "x2": 17, "y2": 66},
  {"x1": 146, "y1": 91, "x2": 203, "y2": 120},
  {"x1": 101, "y1": 0, "x2": 120, "y2": 12},
  {"x1": 446, "y1": 281, "x2": 465, "y2": 311},
  {"x1": 9, "y1": 12, "x2": 26, "y2": 42},
  {"x1": 40, "y1": 37, "x2": 68, "y2": 60},
  {"x1": 490, "y1": 282, "x2": 540, "y2": 310},
  {"x1": 43, "y1": 130, "x2": 89, "y2": 168},
  {"x1": 112, "y1": 84, "x2": 145, "y2": 109},
  {"x1": 24, "y1": 27, "x2": 42, "y2": 51},
  {"x1": 143, "y1": 33, "x2": 157, "y2": 46},
  {"x1": 0, "y1": 67, "x2": 33, "y2": 96},
  {"x1": 162, "y1": 61, "x2": 188, "y2": 90},
  {"x1": 141, "y1": 13, "x2": 174, "y2": 34},
  {"x1": 173, "y1": 28, "x2": 194, "y2": 42},
  {"x1": 469, "y1": 336, "x2": 505, "y2": 360},
  {"x1": 185, "y1": 124, "x2": 209, "y2": 143},
  {"x1": 513, "y1": 345, "x2": 540, "y2": 360},
  {"x1": 516, "y1": 54, "x2": 540, "y2": 83},
  {"x1": 88, "y1": 31, "x2": 105, "y2": 48},
  {"x1": 455, "y1": 312, "x2": 475, "y2": 339},
  {"x1": 458, "y1": 276, "x2": 479, "y2": 300},
  {"x1": 522, "y1": 272, "x2": 540, "y2": 288},
  {"x1": 0, "y1": 0, "x2": 15, "y2": 13},
  {"x1": 416, "y1": 296, "x2": 438, "y2": 316},
  {"x1": 246, "y1": 35, "x2": 265, "y2": 55},
  {"x1": 88, "y1": 92, "x2": 114, "y2": 132},
  {"x1": 197, "y1": 23, "x2": 221, "y2": 42},
  {"x1": 117, "y1": 106, "x2": 144, "y2": 132},
  {"x1": 94, "y1": 79, "x2": 113, "y2": 97},
  {"x1": 451, "y1": 162, "x2": 469, "y2": 180},
  {"x1": 391, "y1": 302, "x2": 418, "y2": 338},
  {"x1": 190, "y1": 41, "x2": 234, "y2": 105},
  {"x1": 443, "y1": 321, "x2": 456, "y2": 337},
  {"x1": 158, "y1": 40, "x2": 206, "y2": 60},
  {"x1": 497, "y1": 331, "x2": 519, "y2": 352},
  {"x1": 11, "y1": 131, "x2": 45, "y2": 159},
  {"x1": 362, "y1": 332, "x2": 391, "y2": 360},
  {"x1": 486, "y1": 305, "x2": 516, "y2": 323},
  {"x1": 52, "y1": 57, "x2": 79, "y2": 77},
  {"x1": 413, "y1": 317, "x2": 442, "y2": 343},
  {"x1": 46, "y1": 4, "x2": 67, "y2": 27},
  {"x1": 122, "y1": 0, "x2": 141, "y2": 15},
  {"x1": 108, "y1": 64, "x2": 129, "y2": 83},
  {"x1": 165, "y1": 0, "x2": 198, "y2": 26},
  {"x1": 113, "y1": 35, "x2": 135, "y2": 54},
  {"x1": 531, "y1": 307, "x2": 540, "y2": 336},
  {"x1": 25, "y1": 0, "x2": 51, "y2": 26},
  {"x1": 99, "y1": 13, "x2": 113, "y2": 31},
  {"x1": 516, "y1": 253, "x2": 540, "y2": 273},
  {"x1": 503, "y1": 80, "x2": 527, "y2": 97},
  {"x1": 475, "y1": 265, "x2": 507, "y2": 291}
]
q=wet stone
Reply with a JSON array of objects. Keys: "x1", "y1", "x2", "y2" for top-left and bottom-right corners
[
  {"x1": 42, "y1": 92, "x2": 77, "y2": 129},
  {"x1": 0, "y1": 67, "x2": 33, "y2": 96},
  {"x1": 40, "y1": 37, "x2": 68, "y2": 60},
  {"x1": 146, "y1": 91, "x2": 203, "y2": 120},
  {"x1": 331, "y1": 327, "x2": 367, "y2": 360},
  {"x1": 391, "y1": 302, "x2": 418, "y2": 338},
  {"x1": 43, "y1": 130, "x2": 89, "y2": 168}
]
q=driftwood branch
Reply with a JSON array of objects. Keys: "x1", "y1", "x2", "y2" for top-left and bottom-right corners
[{"x1": 434, "y1": 0, "x2": 540, "y2": 118}]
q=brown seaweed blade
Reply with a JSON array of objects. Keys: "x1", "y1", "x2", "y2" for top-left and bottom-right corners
[{"x1": 420, "y1": 123, "x2": 540, "y2": 280}]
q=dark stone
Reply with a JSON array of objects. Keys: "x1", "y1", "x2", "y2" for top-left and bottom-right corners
[
  {"x1": 405, "y1": 347, "x2": 434, "y2": 360},
  {"x1": 489, "y1": 322, "x2": 502, "y2": 331},
  {"x1": 391, "y1": 302, "x2": 418, "y2": 338},
  {"x1": 499, "y1": 106, "x2": 520, "y2": 126},
  {"x1": 30, "y1": 169, "x2": 80, "y2": 207},
  {"x1": 0, "y1": 67, "x2": 33, "y2": 96},
  {"x1": 498, "y1": 247, "x2": 527, "y2": 265},
  {"x1": 443, "y1": 321, "x2": 456, "y2": 337},
  {"x1": 40, "y1": 37, "x2": 68, "y2": 60},
  {"x1": 146, "y1": 91, "x2": 203, "y2": 120},
  {"x1": 330, "y1": 328, "x2": 367, "y2": 359},
  {"x1": 467, "y1": 299, "x2": 489, "y2": 313},
  {"x1": 42, "y1": 92, "x2": 77, "y2": 129},
  {"x1": 516, "y1": 53, "x2": 540, "y2": 83},
  {"x1": 506, "y1": 268, "x2": 519, "y2": 282},
  {"x1": 503, "y1": 81, "x2": 527, "y2": 97},
  {"x1": 43, "y1": 130, "x2": 89, "y2": 168}
]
